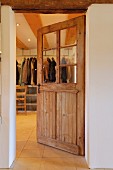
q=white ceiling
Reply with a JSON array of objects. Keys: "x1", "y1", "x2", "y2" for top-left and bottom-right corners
[
  {"x1": 15, "y1": 13, "x2": 37, "y2": 49},
  {"x1": 15, "y1": 14, "x2": 69, "y2": 49}
]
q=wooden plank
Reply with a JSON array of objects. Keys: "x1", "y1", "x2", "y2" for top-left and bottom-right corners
[
  {"x1": 56, "y1": 30, "x2": 60, "y2": 83},
  {"x1": 13, "y1": 9, "x2": 87, "y2": 13},
  {"x1": 40, "y1": 83, "x2": 77, "y2": 90},
  {"x1": 65, "y1": 93, "x2": 69, "y2": 143},
  {"x1": 37, "y1": 30, "x2": 43, "y2": 84},
  {"x1": 46, "y1": 91, "x2": 50, "y2": 138},
  {"x1": 40, "y1": 17, "x2": 84, "y2": 34},
  {"x1": 56, "y1": 92, "x2": 62, "y2": 141},
  {"x1": 61, "y1": 92, "x2": 66, "y2": 142},
  {"x1": 37, "y1": 92, "x2": 42, "y2": 138},
  {"x1": 68, "y1": 93, "x2": 73, "y2": 144},
  {"x1": 43, "y1": 91, "x2": 47, "y2": 137},
  {"x1": 76, "y1": 16, "x2": 85, "y2": 155},
  {"x1": 72, "y1": 93, "x2": 77, "y2": 145},
  {"x1": 52, "y1": 92, "x2": 56, "y2": 139},
  {"x1": 38, "y1": 136, "x2": 79, "y2": 155},
  {"x1": 49, "y1": 92, "x2": 53, "y2": 138},
  {"x1": 40, "y1": 93, "x2": 44, "y2": 137},
  {"x1": 2, "y1": 0, "x2": 113, "y2": 13},
  {"x1": 56, "y1": 92, "x2": 60, "y2": 140},
  {"x1": 40, "y1": 89, "x2": 79, "y2": 94},
  {"x1": 16, "y1": 37, "x2": 29, "y2": 50},
  {"x1": 24, "y1": 13, "x2": 49, "y2": 49},
  {"x1": 68, "y1": 14, "x2": 85, "y2": 20}
]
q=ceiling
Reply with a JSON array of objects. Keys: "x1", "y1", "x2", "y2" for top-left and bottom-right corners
[
  {"x1": 2, "y1": 0, "x2": 113, "y2": 50},
  {"x1": 15, "y1": 13, "x2": 84, "y2": 50}
]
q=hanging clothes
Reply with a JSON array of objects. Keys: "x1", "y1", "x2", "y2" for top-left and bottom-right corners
[
  {"x1": 50, "y1": 57, "x2": 56, "y2": 82},
  {"x1": 43, "y1": 59, "x2": 49, "y2": 82},
  {"x1": 33, "y1": 58, "x2": 37, "y2": 85},
  {"x1": 27, "y1": 58, "x2": 31, "y2": 85},
  {"x1": 17, "y1": 57, "x2": 37, "y2": 85},
  {"x1": 22, "y1": 59, "x2": 28, "y2": 84},
  {"x1": 47, "y1": 57, "x2": 51, "y2": 81},
  {"x1": 61, "y1": 57, "x2": 67, "y2": 83},
  {"x1": 16, "y1": 60, "x2": 19, "y2": 85},
  {"x1": 31, "y1": 58, "x2": 34, "y2": 85},
  {"x1": 19, "y1": 58, "x2": 25, "y2": 85}
]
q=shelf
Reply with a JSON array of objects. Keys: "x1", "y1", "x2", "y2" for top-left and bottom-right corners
[
  {"x1": 26, "y1": 94, "x2": 37, "y2": 96},
  {"x1": 16, "y1": 85, "x2": 37, "y2": 113},
  {"x1": 26, "y1": 103, "x2": 37, "y2": 105},
  {"x1": 16, "y1": 86, "x2": 27, "y2": 113}
]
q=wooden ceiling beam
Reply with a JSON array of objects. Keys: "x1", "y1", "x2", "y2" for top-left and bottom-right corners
[
  {"x1": 16, "y1": 37, "x2": 29, "y2": 50},
  {"x1": 2, "y1": 0, "x2": 113, "y2": 13},
  {"x1": 23, "y1": 13, "x2": 42, "y2": 37},
  {"x1": 23, "y1": 13, "x2": 49, "y2": 48},
  {"x1": 65, "y1": 14, "x2": 84, "y2": 45},
  {"x1": 12, "y1": 9, "x2": 87, "y2": 14}
]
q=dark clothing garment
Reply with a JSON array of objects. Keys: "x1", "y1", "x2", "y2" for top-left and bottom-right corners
[
  {"x1": 47, "y1": 58, "x2": 51, "y2": 81},
  {"x1": 61, "y1": 67, "x2": 67, "y2": 83},
  {"x1": 50, "y1": 59, "x2": 56, "y2": 82},
  {"x1": 16, "y1": 60, "x2": 19, "y2": 85},
  {"x1": 27, "y1": 58, "x2": 31, "y2": 85},
  {"x1": 17, "y1": 57, "x2": 37, "y2": 86},
  {"x1": 22, "y1": 59, "x2": 28, "y2": 84},
  {"x1": 33, "y1": 58, "x2": 37, "y2": 85},
  {"x1": 61, "y1": 57, "x2": 67, "y2": 83}
]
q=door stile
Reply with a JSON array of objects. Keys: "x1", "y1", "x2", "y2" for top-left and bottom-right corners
[
  {"x1": 37, "y1": 29, "x2": 43, "y2": 84},
  {"x1": 76, "y1": 16, "x2": 85, "y2": 155},
  {"x1": 56, "y1": 30, "x2": 60, "y2": 83}
]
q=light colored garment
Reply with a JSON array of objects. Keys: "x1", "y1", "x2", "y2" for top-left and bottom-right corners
[
  {"x1": 22, "y1": 59, "x2": 28, "y2": 84},
  {"x1": 19, "y1": 58, "x2": 25, "y2": 85},
  {"x1": 31, "y1": 60, "x2": 34, "y2": 85}
]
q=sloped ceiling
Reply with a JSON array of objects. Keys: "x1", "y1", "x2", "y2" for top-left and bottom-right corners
[{"x1": 15, "y1": 13, "x2": 84, "y2": 49}]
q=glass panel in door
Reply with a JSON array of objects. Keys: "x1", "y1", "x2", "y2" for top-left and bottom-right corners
[{"x1": 42, "y1": 32, "x2": 57, "y2": 83}]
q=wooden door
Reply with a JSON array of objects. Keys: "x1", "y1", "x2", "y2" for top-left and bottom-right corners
[{"x1": 37, "y1": 16, "x2": 85, "y2": 155}]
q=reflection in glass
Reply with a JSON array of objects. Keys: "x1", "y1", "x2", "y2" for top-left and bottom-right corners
[
  {"x1": 60, "y1": 46, "x2": 77, "y2": 65},
  {"x1": 60, "y1": 66, "x2": 77, "y2": 83},
  {"x1": 43, "y1": 50, "x2": 56, "y2": 83},
  {"x1": 60, "y1": 26, "x2": 77, "y2": 46},
  {"x1": 43, "y1": 32, "x2": 56, "y2": 49}
]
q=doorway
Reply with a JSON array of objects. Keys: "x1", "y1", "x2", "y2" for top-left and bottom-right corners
[
  {"x1": 15, "y1": 14, "x2": 85, "y2": 156},
  {"x1": 0, "y1": 5, "x2": 86, "y2": 168}
]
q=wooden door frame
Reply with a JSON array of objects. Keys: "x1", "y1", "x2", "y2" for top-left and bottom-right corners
[
  {"x1": 12, "y1": 6, "x2": 86, "y2": 155},
  {"x1": 2, "y1": 0, "x2": 113, "y2": 13}
]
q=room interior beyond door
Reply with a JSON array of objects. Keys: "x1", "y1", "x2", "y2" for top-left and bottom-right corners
[{"x1": 37, "y1": 16, "x2": 85, "y2": 155}]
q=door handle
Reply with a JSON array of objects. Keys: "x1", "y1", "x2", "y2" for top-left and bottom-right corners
[{"x1": 37, "y1": 83, "x2": 41, "y2": 93}]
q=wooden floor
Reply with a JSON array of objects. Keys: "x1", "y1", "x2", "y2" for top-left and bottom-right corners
[{"x1": 2, "y1": 113, "x2": 90, "y2": 170}]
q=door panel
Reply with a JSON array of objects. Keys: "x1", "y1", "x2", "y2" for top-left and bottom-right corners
[{"x1": 37, "y1": 16, "x2": 85, "y2": 155}]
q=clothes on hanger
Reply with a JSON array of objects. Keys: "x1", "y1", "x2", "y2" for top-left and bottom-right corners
[
  {"x1": 61, "y1": 57, "x2": 67, "y2": 83},
  {"x1": 17, "y1": 57, "x2": 37, "y2": 85},
  {"x1": 16, "y1": 60, "x2": 19, "y2": 85},
  {"x1": 50, "y1": 57, "x2": 56, "y2": 82}
]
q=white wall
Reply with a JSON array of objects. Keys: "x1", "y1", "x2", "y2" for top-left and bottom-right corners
[
  {"x1": 0, "y1": 6, "x2": 16, "y2": 168},
  {"x1": 0, "y1": 23, "x2": 1, "y2": 53},
  {"x1": 86, "y1": 4, "x2": 113, "y2": 168},
  {"x1": 1, "y1": 4, "x2": 113, "y2": 169}
]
